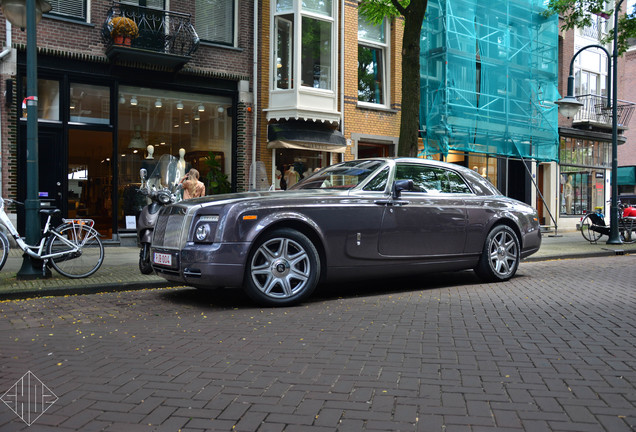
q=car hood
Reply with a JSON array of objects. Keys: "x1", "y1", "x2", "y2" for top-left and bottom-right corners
[{"x1": 179, "y1": 189, "x2": 349, "y2": 208}]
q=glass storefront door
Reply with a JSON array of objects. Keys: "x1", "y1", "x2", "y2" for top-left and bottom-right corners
[{"x1": 68, "y1": 130, "x2": 114, "y2": 238}]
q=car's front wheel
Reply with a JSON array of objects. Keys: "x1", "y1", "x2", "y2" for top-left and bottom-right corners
[
  {"x1": 474, "y1": 225, "x2": 520, "y2": 282},
  {"x1": 244, "y1": 228, "x2": 320, "y2": 306}
]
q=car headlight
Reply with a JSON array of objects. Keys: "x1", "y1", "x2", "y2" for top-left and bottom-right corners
[{"x1": 195, "y1": 224, "x2": 209, "y2": 241}]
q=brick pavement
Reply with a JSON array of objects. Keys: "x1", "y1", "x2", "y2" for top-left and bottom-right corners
[{"x1": 0, "y1": 255, "x2": 634, "y2": 431}]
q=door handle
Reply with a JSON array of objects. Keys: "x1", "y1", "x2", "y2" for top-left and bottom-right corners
[{"x1": 374, "y1": 199, "x2": 409, "y2": 206}]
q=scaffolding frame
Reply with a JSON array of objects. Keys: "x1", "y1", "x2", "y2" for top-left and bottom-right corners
[{"x1": 420, "y1": 0, "x2": 560, "y2": 162}]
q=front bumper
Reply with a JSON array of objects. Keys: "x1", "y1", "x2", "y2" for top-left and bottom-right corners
[{"x1": 151, "y1": 242, "x2": 252, "y2": 288}]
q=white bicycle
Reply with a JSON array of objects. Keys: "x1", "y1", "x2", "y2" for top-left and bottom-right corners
[{"x1": 0, "y1": 196, "x2": 104, "y2": 278}]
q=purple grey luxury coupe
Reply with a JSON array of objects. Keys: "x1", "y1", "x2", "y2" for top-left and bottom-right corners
[{"x1": 150, "y1": 157, "x2": 541, "y2": 306}]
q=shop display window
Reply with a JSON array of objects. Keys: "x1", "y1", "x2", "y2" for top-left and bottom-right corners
[
  {"x1": 274, "y1": 149, "x2": 337, "y2": 190},
  {"x1": 70, "y1": 83, "x2": 110, "y2": 125},
  {"x1": 21, "y1": 78, "x2": 60, "y2": 121},
  {"x1": 117, "y1": 86, "x2": 232, "y2": 231}
]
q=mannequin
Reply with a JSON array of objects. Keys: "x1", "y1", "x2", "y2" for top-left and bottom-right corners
[
  {"x1": 176, "y1": 148, "x2": 186, "y2": 180},
  {"x1": 564, "y1": 175, "x2": 574, "y2": 214},
  {"x1": 284, "y1": 165, "x2": 299, "y2": 188},
  {"x1": 146, "y1": 145, "x2": 154, "y2": 159},
  {"x1": 275, "y1": 168, "x2": 282, "y2": 189}
]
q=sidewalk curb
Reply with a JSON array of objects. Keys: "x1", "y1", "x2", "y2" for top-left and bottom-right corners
[{"x1": 0, "y1": 280, "x2": 177, "y2": 301}]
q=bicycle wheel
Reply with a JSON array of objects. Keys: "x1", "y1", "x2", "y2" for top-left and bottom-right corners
[
  {"x1": 620, "y1": 218, "x2": 636, "y2": 244},
  {"x1": 46, "y1": 223, "x2": 104, "y2": 278},
  {"x1": 580, "y1": 214, "x2": 602, "y2": 242},
  {"x1": 0, "y1": 231, "x2": 9, "y2": 272}
]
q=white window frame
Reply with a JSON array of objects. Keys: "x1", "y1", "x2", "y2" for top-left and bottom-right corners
[
  {"x1": 274, "y1": 16, "x2": 293, "y2": 90},
  {"x1": 357, "y1": 16, "x2": 390, "y2": 109}
]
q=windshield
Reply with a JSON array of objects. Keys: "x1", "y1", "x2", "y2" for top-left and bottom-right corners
[
  {"x1": 291, "y1": 160, "x2": 386, "y2": 190},
  {"x1": 145, "y1": 154, "x2": 181, "y2": 192}
]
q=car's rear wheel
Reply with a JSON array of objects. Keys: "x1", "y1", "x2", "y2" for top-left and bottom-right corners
[
  {"x1": 474, "y1": 225, "x2": 520, "y2": 282},
  {"x1": 244, "y1": 228, "x2": 320, "y2": 306}
]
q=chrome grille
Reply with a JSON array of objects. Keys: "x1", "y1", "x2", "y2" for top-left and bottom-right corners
[{"x1": 152, "y1": 205, "x2": 189, "y2": 249}]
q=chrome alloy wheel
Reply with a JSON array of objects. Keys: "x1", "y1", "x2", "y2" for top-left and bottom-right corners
[
  {"x1": 250, "y1": 236, "x2": 312, "y2": 299},
  {"x1": 487, "y1": 229, "x2": 518, "y2": 278}
]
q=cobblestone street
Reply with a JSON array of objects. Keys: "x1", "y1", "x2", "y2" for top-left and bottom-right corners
[{"x1": 0, "y1": 255, "x2": 635, "y2": 431}]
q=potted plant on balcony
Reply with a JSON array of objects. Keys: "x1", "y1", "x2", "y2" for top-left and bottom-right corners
[{"x1": 109, "y1": 16, "x2": 138, "y2": 46}]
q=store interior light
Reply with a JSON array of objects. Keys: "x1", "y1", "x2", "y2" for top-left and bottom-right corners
[
  {"x1": 198, "y1": 104, "x2": 205, "y2": 112},
  {"x1": 176, "y1": 101, "x2": 184, "y2": 110},
  {"x1": 130, "y1": 96, "x2": 138, "y2": 106},
  {"x1": 184, "y1": 115, "x2": 190, "y2": 124},
  {"x1": 194, "y1": 112, "x2": 200, "y2": 121},
  {"x1": 217, "y1": 106, "x2": 225, "y2": 114},
  {"x1": 119, "y1": 95, "x2": 125, "y2": 104},
  {"x1": 155, "y1": 98, "x2": 162, "y2": 108}
]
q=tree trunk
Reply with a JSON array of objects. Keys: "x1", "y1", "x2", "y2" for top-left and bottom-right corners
[{"x1": 397, "y1": 1, "x2": 427, "y2": 157}]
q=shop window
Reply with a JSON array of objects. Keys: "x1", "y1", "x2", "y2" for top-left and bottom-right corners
[
  {"x1": 46, "y1": 0, "x2": 87, "y2": 21},
  {"x1": 69, "y1": 83, "x2": 110, "y2": 125},
  {"x1": 117, "y1": 86, "x2": 232, "y2": 231},
  {"x1": 196, "y1": 0, "x2": 236, "y2": 46},
  {"x1": 560, "y1": 169, "x2": 605, "y2": 216},
  {"x1": 358, "y1": 15, "x2": 388, "y2": 105},
  {"x1": 20, "y1": 79, "x2": 60, "y2": 121}
]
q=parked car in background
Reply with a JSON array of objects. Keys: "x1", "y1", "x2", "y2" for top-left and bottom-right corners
[{"x1": 149, "y1": 158, "x2": 542, "y2": 306}]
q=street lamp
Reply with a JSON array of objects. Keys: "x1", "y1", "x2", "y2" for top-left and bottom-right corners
[
  {"x1": 0, "y1": 0, "x2": 53, "y2": 278},
  {"x1": 555, "y1": 2, "x2": 623, "y2": 245}
]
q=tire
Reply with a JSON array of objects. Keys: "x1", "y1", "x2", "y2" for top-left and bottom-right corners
[
  {"x1": 580, "y1": 214, "x2": 602, "y2": 242},
  {"x1": 475, "y1": 225, "x2": 520, "y2": 282},
  {"x1": 139, "y1": 243, "x2": 154, "y2": 274},
  {"x1": 0, "y1": 231, "x2": 9, "y2": 272},
  {"x1": 244, "y1": 228, "x2": 320, "y2": 306},
  {"x1": 620, "y1": 218, "x2": 636, "y2": 244},
  {"x1": 46, "y1": 223, "x2": 104, "y2": 278}
]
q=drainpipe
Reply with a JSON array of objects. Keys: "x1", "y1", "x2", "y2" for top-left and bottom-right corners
[
  {"x1": 340, "y1": 0, "x2": 345, "y2": 160},
  {"x1": 252, "y1": 0, "x2": 258, "y2": 190},
  {"x1": 0, "y1": 20, "x2": 12, "y2": 194}
]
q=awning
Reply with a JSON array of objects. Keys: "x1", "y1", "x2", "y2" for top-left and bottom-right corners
[
  {"x1": 618, "y1": 166, "x2": 636, "y2": 186},
  {"x1": 267, "y1": 122, "x2": 346, "y2": 153}
]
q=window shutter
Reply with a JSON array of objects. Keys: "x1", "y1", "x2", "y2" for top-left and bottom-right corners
[
  {"x1": 48, "y1": 0, "x2": 86, "y2": 20},
  {"x1": 196, "y1": 0, "x2": 234, "y2": 45}
]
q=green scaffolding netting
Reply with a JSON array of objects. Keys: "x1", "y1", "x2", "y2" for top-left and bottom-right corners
[{"x1": 420, "y1": 0, "x2": 560, "y2": 162}]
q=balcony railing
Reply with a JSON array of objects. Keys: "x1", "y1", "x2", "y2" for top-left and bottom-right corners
[
  {"x1": 102, "y1": 2, "x2": 199, "y2": 70},
  {"x1": 573, "y1": 94, "x2": 636, "y2": 129}
]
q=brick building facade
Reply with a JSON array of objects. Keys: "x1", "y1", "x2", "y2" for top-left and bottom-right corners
[{"x1": 0, "y1": 0, "x2": 254, "y2": 243}]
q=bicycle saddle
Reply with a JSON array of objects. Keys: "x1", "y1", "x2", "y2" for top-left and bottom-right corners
[{"x1": 40, "y1": 208, "x2": 61, "y2": 216}]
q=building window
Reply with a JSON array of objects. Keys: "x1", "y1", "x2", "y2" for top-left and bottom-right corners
[
  {"x1": 272, "y1": 0, "x2": 335, "y2": 92},
  {"x1": 358, "y1": 15, "x2": 388, "y2": 105},
  {"x1": 46, "y1": 0, "x2": 87, "y2": 21},
  {"x1": 301, "y1": 16, "x2": 332, "y2": 89},
  {"x1": 196, "y1": 0, "x2": 235, "y2": 46},
  {"x1": 121, "y1": 0, "x2": 164, "y2": 8},
  {"x1": 559, "y1": 137, "x2": 610, "y2": 216},
  {"x1": 275, "y1": 17, "x2": 293, "y2": 89}
]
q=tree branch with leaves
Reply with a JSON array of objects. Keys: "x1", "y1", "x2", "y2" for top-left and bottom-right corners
[{"x1": 359, "y1": 0, "x2": 428, "y2": 157}]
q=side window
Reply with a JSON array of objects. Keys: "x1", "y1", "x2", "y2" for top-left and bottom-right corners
[
  {"x1": 447, "y1": 170, "x2": 472, "y2": 194},
  {"x1": 396, "y1": 164, "x2": 472, "y2": 194},
  {"x1": 363, "y1": 166, "x2": 389, "y2": 191}
]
